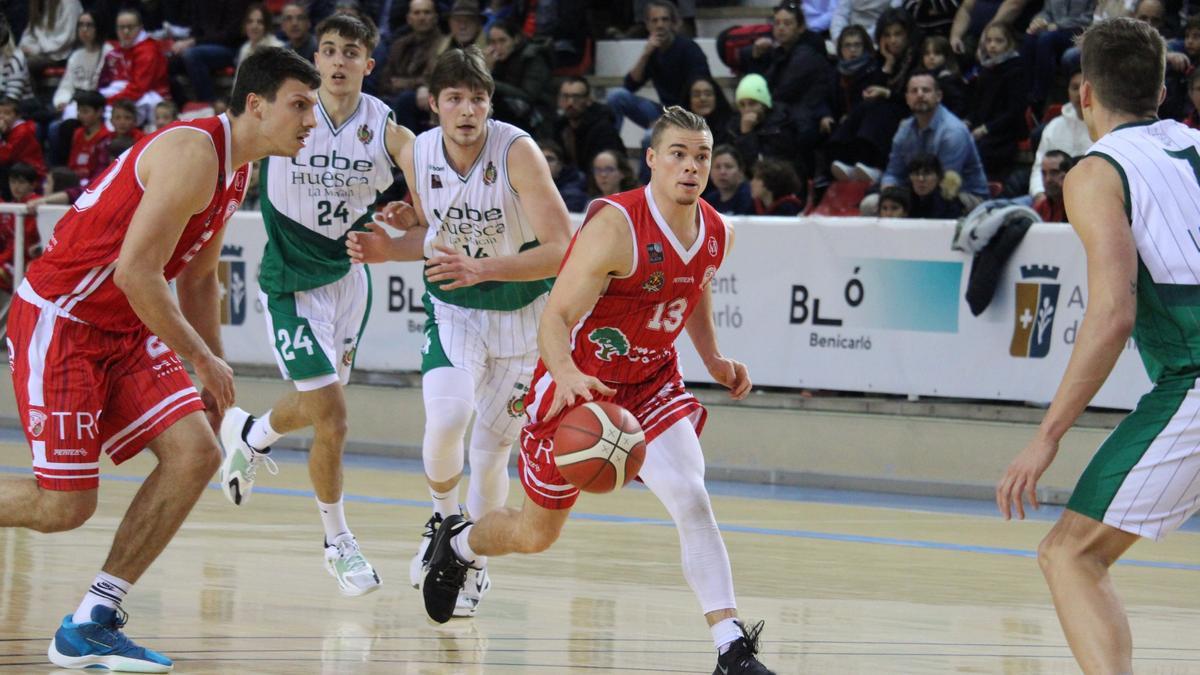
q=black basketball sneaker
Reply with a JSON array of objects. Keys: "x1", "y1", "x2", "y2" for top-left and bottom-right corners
[
  {"x1": 713, "y1": 620, "x2": 774, "y2": 675},
  {"x1": 421, "y1": 514, "x2": 473, "y2": 623}
]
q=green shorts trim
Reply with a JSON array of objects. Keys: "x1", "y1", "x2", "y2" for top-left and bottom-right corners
[
  {"x1": 420, "y1": 291, "x2": 454, "y2": 374},
  {"x1": 265, "y1": 291, "x2": 336, "y2": 381},
  {"x1": 1066, "y1": 380, "x2": 1190, "y2": 521}
]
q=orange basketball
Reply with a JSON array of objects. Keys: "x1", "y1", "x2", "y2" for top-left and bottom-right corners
[{"x1": 553, "y1": 402, "x2": 647, "y2": 493}]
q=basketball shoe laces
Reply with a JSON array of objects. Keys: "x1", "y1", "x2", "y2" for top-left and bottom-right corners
[
  {"x1": 726, "y1": 620, "x2": 766, "y2": 666},
  {"x1": 334, "y1": 537, "x2": 371, "y2": 575},
  {"x1": 245, "y1": 450, "x2": 279, "y2": 484},
  {"x1": 90, "y1": 605, "x2": 134, "y2": 651}
]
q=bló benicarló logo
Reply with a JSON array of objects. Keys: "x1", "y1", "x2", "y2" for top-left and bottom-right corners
[{"x1": 1010, "y1": 264, "x2": 1061, "y2": 358}]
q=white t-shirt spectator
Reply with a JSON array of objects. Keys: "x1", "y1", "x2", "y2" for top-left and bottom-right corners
[
  {"x1": 53, "y1": 43, "x2": 108, "y2": 109},
  {"x1": 237, "y1": 34, "x2": 284, "y2": 65},
  {"x1": 1029, "y1": 102, "x2": 1091, "y2": 197},
  {"x1": 19, "y1": 0, "x2": 83, "y2": 63}
]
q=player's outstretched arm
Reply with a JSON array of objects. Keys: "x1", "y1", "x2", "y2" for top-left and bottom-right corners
[
  {"x1": 424, "y1": 137, "x2": 571, "y2": 290},
  {"x1": 997, "y1": 156, "x2": 1137, "y2": 520},
  {"x1": 346, "y1": 120, "x2": 429, "y2": 264},
  {"x1": 113, "y1": 130, "x2": 235, "y2": 410},
  {"x1": 539, "y1": 206, "x2": 629, "y2": 419}
]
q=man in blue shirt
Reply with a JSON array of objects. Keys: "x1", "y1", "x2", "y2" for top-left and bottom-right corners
[
  {"x1": 606, "y1": 0, "x2": 711, "y2": 134},
  {"x1": 882, "y1": 72, "x2": 989, "y2": 200}
]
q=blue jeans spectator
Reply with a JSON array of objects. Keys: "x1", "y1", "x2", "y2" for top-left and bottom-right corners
[
  {"x1": 605, "y1": 88, "x2": 663, "y2": 131},
  {"x1": 1022, "y1": 29, "x2": 1079, "y2": 109},
  {"x1": 183, "y1": 44, "x2": 237, "y2": 104}
]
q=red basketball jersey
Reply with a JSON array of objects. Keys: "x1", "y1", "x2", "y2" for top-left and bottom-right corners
[
  {"x1": 568, "y1": 186, "x2": 727, "y2": 384},
  {"x1": 23, "y1": 115, "x2": 250, "y2": 332}
]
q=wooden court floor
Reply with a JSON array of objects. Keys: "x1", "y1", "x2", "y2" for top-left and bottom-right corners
[{"x1": 0, "y1": 440, "x2": 1197, "y2": 674}]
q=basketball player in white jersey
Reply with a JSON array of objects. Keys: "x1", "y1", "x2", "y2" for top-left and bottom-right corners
[
  {"x1": 347, "y1": 47, "x2": 571, "y2": 615},
  {"x1": 997, "y1": 18, "x2": 1200, "y2": 673},
  {"x1": 216, "y1": 14, "x2": 415, "y2": 597}
]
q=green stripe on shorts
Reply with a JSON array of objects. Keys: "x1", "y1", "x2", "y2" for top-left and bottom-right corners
[
  {"x1": 265, "y1": 291, "x2": 336, "y2": 380},
  {"x1": 420, "y1": 291, "x2": 455, "y2": 374},
  {"x1": 1066, "y1": 380, "x2": 1190, "y2": 521}
]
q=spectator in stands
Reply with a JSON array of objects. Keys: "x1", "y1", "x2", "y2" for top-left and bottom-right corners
[
  {"x1": 1031, "y1": 150, "x2": 1070, "y2": 222},
  {"x1": 821, "y1": 26, "x2": 877, "y2": 138},
  {"x1": 683, "y1": 74, "x2": 733, "y2": 146},
  {"x1": 828, "y1": 9, "x2": 921, "y2": 182},
  {"x1": 19, "y1": 0, "x2": 82, "y2": 73},
  {"x1": 93, "y1": 99, "x2": 143, "y2": 169},
  {"x1": 702, "y1": 144, "x2": 754, "y2": 215},
  {"x1": 964, "y1": 22, "x2": 1026, "y2": 175},
  {"x1": 280, "y1": 2, "x2": 318, "y2": 62},
  {"x1": 0, "y1": 15, "x2": 31, "y2": 102},
  {"x1": 920, "y1": 35, "x2": 965, "y2": 115},
  {"x1": 540, "y1": 139, "x2": 588, "y2": 212},
  {"x1": 447, "y1": 0, "x2": 487, "y2": 50},
  {"x1": 1029, "y1": 67, "x2": 1089, "y2": 197},
  {"x1": 237, "y1": 3, "x2": 284, "y2": 65},
  {"x1": 0, "y1": 162, "x2": 40, "y2": 291},
  {"x1": 1181, "y1": 14, "x2": 1200, "y2": 63},
  {"x1": 377, "y1": 0, "x2": 445, "y2": 100},
  {"x1": 43, "y1": 165, "x2": 79, "y2": 198},
  {"x1": 99, "y1": 8, "x2": 168, "y2": 126},
  {"x1": 1184, "y1": 68, "x2": 1200, "y2": 129},
  {"x1": 606, "y1": 0, "x2": 710, "y2": 134},
  {"x1": 751, "y1": 157, "x2": 805, "y2": 216},
  {"x1": 741, "y1": 1, "x2": 832, "y2": 111},
  {"x1": 729, "y1": 73, "x2": 815, "y2": 199},
  {"x1": 904, "y1": 0, "x2": 962, "y2": 37},
  {"x1": 832, "y1": 0, "x2": 893, "y2": 40},
  {"x1": 483, "y1": 0, "x2": 517, "y2": 31},
  {"x1": 0, "y1": 97, "x2": 44, "y2": 180},
  {"x1": 803, "y1": 0, "x2": 837, "y2": 34},
  {"x1": 949, "y1": 0, "x2": 1037, "y2": 58},
  {"x1": 172, "y1": 0, "x2": 251, "y2": 105},
  {"x1": 52, "y1": 11, "x2": 104, "y2": 114},
  {"x1": 65, "y1": 89, "x2": 108, "y2": 184},
  {"x1": 1022, "y1": 0, "x2": 1094, "y2": 113},
  {"x1": 882, "y1": 72, "x2": 988, "y2": 202},
  {"x1": 905, "y1": 153, "x2": 964, "y2": 218},
  {"x1": 1133, "y1": 0, "x2": 1192, "y2": 120},
  {"x1": 552, "y1": 76, "x2": 626, "y2": 174},
  {"x1": 153, "y1": 100, "x2": 177, "y2": 130},
  {"x1": 588, "y1": 149, "x2": 638, "y2": 198},
  {"x1": 878, "y1": 185, "x2": 911, "y2": 217},
  {"x1": 487, "y1": 19, "x2": 555, "y2": 134},
  {"x1": 1133, "y1": 0, "x2": 1167, "y2": 33}
]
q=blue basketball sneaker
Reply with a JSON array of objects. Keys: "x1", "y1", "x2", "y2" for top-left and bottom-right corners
[{"x1": 48, "y1": 606, "x2": 173, "y2": 672}]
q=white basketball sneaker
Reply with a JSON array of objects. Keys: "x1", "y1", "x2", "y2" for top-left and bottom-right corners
[
  {"x1": 453, "y1": 566, "x2": 490, "y2": 618},
  {"x1": 409, "y1": 513, "x2": 443, "y2": 588},
  {"x1": 324, "y1": 535, "x2": 381, "y2": 597},
  {"x1": 218, "y1": 407, "x2": 277, "y2": 506}
]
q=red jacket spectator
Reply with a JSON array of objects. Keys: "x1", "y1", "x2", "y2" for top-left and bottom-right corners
[
  {"x1": 0, "y1": 191, "x2": 41, "y2": 291},
  {"x1": 98, "y1": 33, "x2": 168, "y2": 103},
  {"x1": 68, "y1": 124, "x2": 112, "y2": 185},
  {"x1": 0, "y1": 119, "x2": 46, "y2": 177}
]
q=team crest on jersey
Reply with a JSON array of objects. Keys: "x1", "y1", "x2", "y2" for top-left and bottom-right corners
[
  {"x1": 646, "y1": 242, "x2": 664, "y2": 263},
  {"x1": 431, "y1": 173, "x2": 443, "y2": 189},
  {"x1": 642, "y1": 270, "x2": 665, "y2": 293},
  {"x1": 234, "y1": 170, "x2": 247, "y2": 192},
  {"x1": 1010, "y1": 265, "x2": 1061, "y2": 359},
  {"x1": 701, "y1": 265, "x2": 717, "y2": 288},
  {"x1": 357, "y1": 124, "x2": 373, "y2": 145},
  {"x1": 27, "y1": 409, "x2": 45, "y2": 438},
  {"x1": 588, "y1": 327, "x2": 630, "y2": 362},
  {"x1": 707, "y1": 236, "x2": 718, "y2": 257},
  {"x1": 506, "y1": 381, "x2": 529, "y2": 418},
  {"x1": 483, "y1": 161, "x2": 497, "y2": 185}
]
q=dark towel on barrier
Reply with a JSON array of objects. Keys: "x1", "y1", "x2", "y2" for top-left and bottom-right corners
[{"x1": 965, "y1": 214, "x2": 1036, "y2": 316}]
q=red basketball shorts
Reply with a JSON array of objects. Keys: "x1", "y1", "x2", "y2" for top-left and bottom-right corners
[
  {"x1": 7, "y1": 292, "x2": 204, "y2": 491},
  {"x1": 518, "y1": 364, "x2": 707, "y2": 510}
]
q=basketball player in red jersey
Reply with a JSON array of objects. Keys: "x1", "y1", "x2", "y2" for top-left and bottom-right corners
[
  {"x1": 421, "y1": 107, "x2": 773, "y2": 674},
  {"x1": 2, "y1": 47, "x2": 320, "y2": 672}
]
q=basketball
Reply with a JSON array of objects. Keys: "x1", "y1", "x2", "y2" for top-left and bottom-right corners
[{"x1": 553, "y1": 402, "x2": 647, "y2": 493}]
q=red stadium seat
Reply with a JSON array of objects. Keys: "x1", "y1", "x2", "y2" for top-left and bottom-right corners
[
  {"x1": 552, "y1": 38, "x2": 593, "y2": 77},
  {"x1": 43, "y1": 66, "x2": 65, "y2": 78},
  {"x1": 809, "y1": 180, "x2": 870, "y2": 217}
]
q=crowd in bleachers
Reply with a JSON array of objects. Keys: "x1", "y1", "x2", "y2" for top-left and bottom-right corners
[{"x1": 0, "y1": 0, "x2": 1191, "y2": 283}]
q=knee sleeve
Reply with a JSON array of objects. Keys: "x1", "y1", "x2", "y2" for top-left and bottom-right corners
[
  {"x1": 422, "y1": 368, "x2": 475, "y2": 483},
  {"x1": 466, "y1": 421, "x2": 514, "y2": 519}
]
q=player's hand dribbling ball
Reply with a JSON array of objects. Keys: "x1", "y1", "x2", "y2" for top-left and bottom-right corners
[{"x1": 552, "y1": 402, "x2": 646, "y2": 493}]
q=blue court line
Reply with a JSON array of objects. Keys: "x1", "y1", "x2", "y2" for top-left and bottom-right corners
[{"x1": 3, "y1": 465, "x2": 1198, "y2": 573}]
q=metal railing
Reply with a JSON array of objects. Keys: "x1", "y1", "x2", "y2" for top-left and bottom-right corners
[{"x1": 0, "y1": 202, "x2": 31, "y2": 289}]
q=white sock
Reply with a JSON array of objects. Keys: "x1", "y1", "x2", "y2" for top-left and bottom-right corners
[
  {"x1": 73, "y1": 572, "x2": 131, "y2": 624},
  {"x1": 430, "y1": 486, "x2": 459, "y2": 518},
  {"x1": 246, "y1": 411, "x2": 282, "y2": 451},
  {"x1": 449, "y1": 523, "x2": 486, "y2": 568},
  {"x1": 712, "y1": 618, "x2": 743, "y2": 653},
  {"x1": 316, "y1": 498, "x2": 351, "y2": 542}
]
